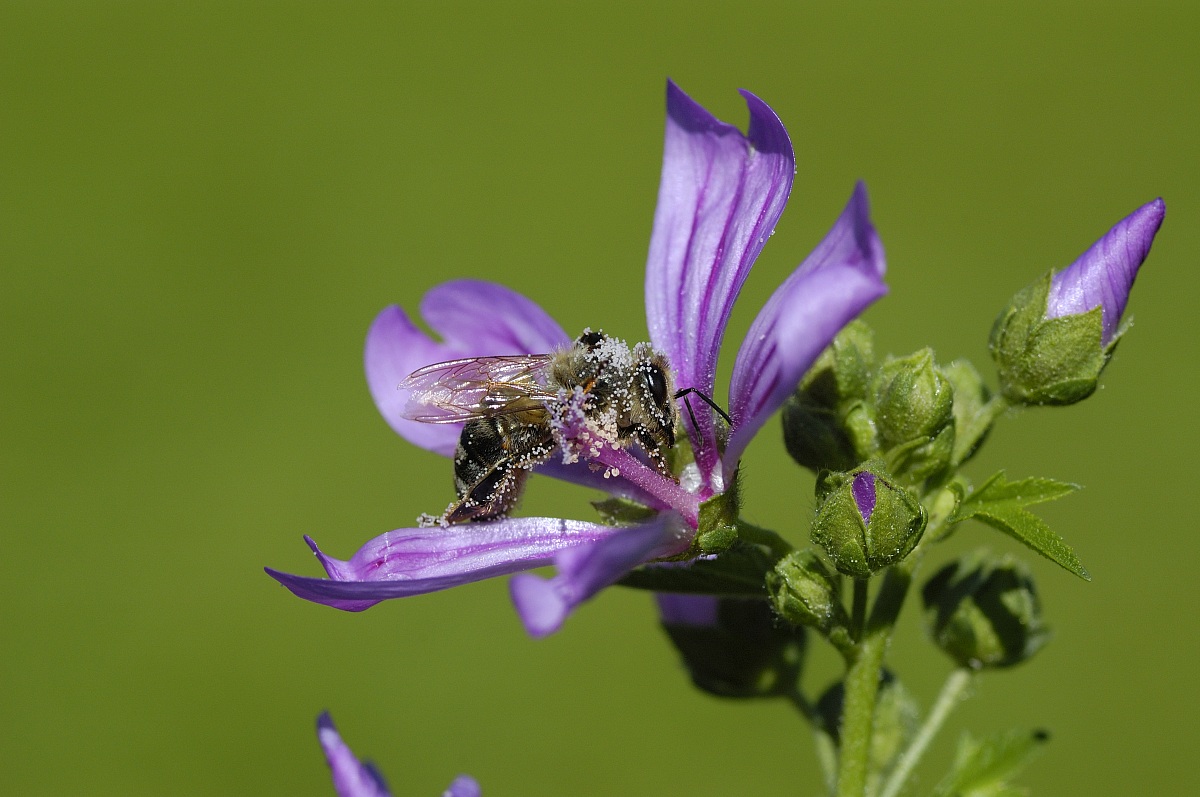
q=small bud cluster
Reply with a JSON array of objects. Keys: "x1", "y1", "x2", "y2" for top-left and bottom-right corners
[{"x1": 643, "y1": 198, "x2": 1162, "y2": 797}]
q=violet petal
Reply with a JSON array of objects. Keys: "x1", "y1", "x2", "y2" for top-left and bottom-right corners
[
  {"x1": 643, "y1": 81, "x2": 794, "y2": 466},
  {"x1": 725, "y1": 182, "x2": 887, "y2": 469},
  {"x1": 1046, "y1": 198, "x2": 1165, "y2": 345},
  {"x1": 365, "y1": 280, "x2": 569, "y2": 456},
  {"x1": 317, "y1": 712, "x2": 392, "y2": 797},
  {"x1": 266, "y1": 518, "x2": 623, "y2": 612},
  {"x1": 509, "y1": 515, "x2": 687, "y2": 637},
  {"x1": 851, "y1": 471, "x2": 877, "y2": 524},
  {"x1": 656, "y1": 593, "x2": 720, "y2": 627}
]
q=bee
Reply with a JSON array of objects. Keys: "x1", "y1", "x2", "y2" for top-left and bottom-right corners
[{"x1": 400, "y1": 331, "x2": 679, "y2": 525}]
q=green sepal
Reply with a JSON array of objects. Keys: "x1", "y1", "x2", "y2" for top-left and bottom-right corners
[
  {"x1": 931, "y1": 728, "x2": 1049, "y2": 797},
  {"x1": 990, "y1": 272, "x2": 1107, "y2": 406},
  {"x1": 926, "y1": 481, "x2": 965, "y2": 543},
  {"x1": 591, "y1": 497, "x2": 657, "y2": 525},
  {"x1": 618, "y1": 542, "x2": 774, "y2": 597},
  {"x1": 949, "y1": 472, "x2": 1089, "y2": 580},
  {"x1": 694, "y1": 483, "x2": 741, "y2": 555},
  {"x1": 942, "y1": 359, "x2": 1005, "y2": 468},
  {"x1": 660, "y1": 598, "x2": 807, "y2": 699}
]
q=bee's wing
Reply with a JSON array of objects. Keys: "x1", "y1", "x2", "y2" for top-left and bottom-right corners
[{"x1": 399, "y1": 354, "x2": 558, "y2": 423}]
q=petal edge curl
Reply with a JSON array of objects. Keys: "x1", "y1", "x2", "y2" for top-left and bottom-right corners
[{"x1": 266, "y1": 518, "x2": 621, "y2": 612}]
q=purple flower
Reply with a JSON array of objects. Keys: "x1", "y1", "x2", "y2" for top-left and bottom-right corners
[
  {"x1": 317, "y1": 712, "x2": 480, "y2": 797},
  {"x1": 267, "y1": 81, "x2": 887, "y2": 636},
  {"x1": 1046, "y1": 198, "x2": 1165, "y2": 346}
]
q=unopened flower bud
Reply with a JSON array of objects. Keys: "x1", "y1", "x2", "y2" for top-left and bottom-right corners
[
  {"x1": 658, "y1": 595, "x2": 806, "y2": 699},
  {"x1": 767, "y1": 549, "x2": 848, "y2": 635},
  {"x1": 875, "y1": 349, "x2": 953, "y2": 443},
  {"x1": 782, "y1": 321, "x2": 878, "y2": 472},
  {"x1": 990, "y1": 199, "x2": 1164, "y2": 406},
  {"x1": 873, "y1": 349, "x2": 955, "y2": 481},
  {"x1": 922, "y1": 551, "x2": 1049, "y2": 669},
  {"x1": 810, "y1": 468, "x2": 927, "y2": 579}
]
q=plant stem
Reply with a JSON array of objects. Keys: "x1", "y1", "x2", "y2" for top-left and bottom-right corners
[
  {"x1": 835, "y1": 564, "x2": 916, "y2": 797},
  {"x1": 834, "y1": 623, "x2": 888, "y2": 797},
  {"x1": 851, "y1": 578, "x2": 868, "y2": 642},
  {"x1": 878, "y1": 668, "x2": 974, "y2": 797}
]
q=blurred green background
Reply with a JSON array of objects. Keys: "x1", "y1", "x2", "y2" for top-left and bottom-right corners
[{"x1": 3, "y1": 3, "x2": 1196, "y2": 795}]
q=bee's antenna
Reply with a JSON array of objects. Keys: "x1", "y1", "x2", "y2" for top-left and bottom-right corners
[{"x1": 673, "y1": 387, "x2": 731, "y2": 426}]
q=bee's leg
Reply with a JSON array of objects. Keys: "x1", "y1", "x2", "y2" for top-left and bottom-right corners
[
  {"x1": 445, "y1": 460, "x2": 529, "y2": 524},
  {"x1": 631, "y1": 426, "x2": 676, "y2": 480},
  {"x1": 442, "y1": 418, "x2": 555, "y2": 524}
]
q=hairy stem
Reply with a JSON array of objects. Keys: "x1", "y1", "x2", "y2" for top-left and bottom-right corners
[
  {"x1": 836, "y1": 564, "x2": 916, "y2": 797},
  {"x1": 878, "y1": 668, "x2": 974, "y2": 797},
  {"x1": 851, "y1": 578, "x2": 869, "y2": 642},
  {"x1": 834, "y1": 623, "x2": 888, "y2": 797}
]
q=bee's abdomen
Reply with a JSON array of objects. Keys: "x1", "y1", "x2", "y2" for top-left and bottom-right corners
[{"x1": 448, "y1": 417, "x2": 554, "y2": 523}]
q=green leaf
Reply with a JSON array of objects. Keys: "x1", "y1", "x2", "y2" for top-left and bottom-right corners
[
  {"x1": 617, "y1": 542, "x2": 772, "y2": 597},
  {"x1": 931, "y1": 728, "x2": 1049, "y2": 797},
  {"x1": 950, "y1": 473, "x2": 1089, "y2": 580}
]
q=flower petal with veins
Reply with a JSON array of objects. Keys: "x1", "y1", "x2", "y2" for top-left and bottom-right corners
[
  {"x1": 643, "y1": 80, "x2": 795, "y2": 478},
  {"x1": 266, "y1": 518, "x2": 621, "y2": 612},
  {"x1": 510, "y1": 515, "x2": 687, "y2": 637},
  {"x1": 1046, "y1": 198, "x2": 1165, "y2": 345},
  {"x1": 725, "y1": 182, "x2": 887, "y2": 469},
  {"x1": 365, "y1": 280, "x2": 568, "y2": 456}
]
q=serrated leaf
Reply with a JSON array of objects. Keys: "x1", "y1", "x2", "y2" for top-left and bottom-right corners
[
  {"x1": 617, "y1": 543, "x2": 772, "y2": 596},
  {"x1": 959, "y1": 473, "x2": 1078, "y2": 509},
  {"x1": 931, "y1": 728, "x2": 1049, "y2": 797},
  {"x1": 949, "y1": 472, "x2": 1089, "y2": 580}
]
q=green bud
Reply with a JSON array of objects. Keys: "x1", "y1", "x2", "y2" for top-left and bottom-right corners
[
  {"x1": 782, "y1": 321, "x2": 878, "y2": 472},
  {"x1": 873, "y1": 349, "x2": 956, "y2": 482},
  {"x1": 767, "y1": 549, "x2": 849, "y2": 635},
  {"x1": 659, "y1": 597, "x2": 806, "y2": 699},
  {"x1": 781, "y1": 395, "x2": 859, "y2": 473},
  {"x1": 922, "y1": 551, "x2": 1049, "y2": 669},
  {"x1": 875, "y1": 349, "x2": 954, "y2": 445},
  {"x1": 810, "y1": 467, "x2": 927, "y2": 579},
  {"x1": 989, "y1": 272, "x2": 1107, "y2": 406}
]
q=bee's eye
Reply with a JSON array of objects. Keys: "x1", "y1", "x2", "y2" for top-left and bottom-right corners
[{"x1": 642, "y1": 364, "x2": 669, "y2": 412}]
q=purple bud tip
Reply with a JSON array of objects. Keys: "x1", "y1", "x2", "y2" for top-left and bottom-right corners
[
  {"x1": 852, "y1": 471, "x2": 876, "y2": 524},
  {"x1": 1047, "y1": 198, "x2": 1166, "y2": 345}
]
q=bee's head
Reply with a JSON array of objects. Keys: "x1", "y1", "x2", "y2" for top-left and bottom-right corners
[{"x1": 631, "y1": 344, "x2": 676, "y2": 448}]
